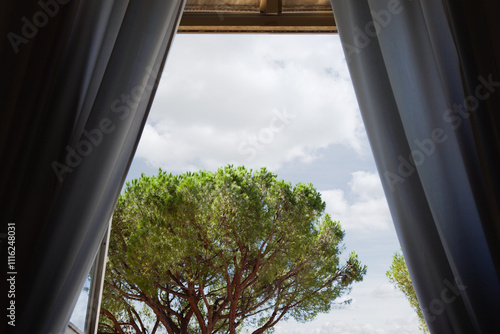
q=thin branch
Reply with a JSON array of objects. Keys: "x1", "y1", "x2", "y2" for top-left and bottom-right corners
[{"x1": 100, "y1": 308, "x2": 125, "y2": 334}]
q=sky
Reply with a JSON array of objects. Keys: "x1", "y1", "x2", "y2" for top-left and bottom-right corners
[{"x1": 72, "y1": 33, "x2": 422, "y2": 333}]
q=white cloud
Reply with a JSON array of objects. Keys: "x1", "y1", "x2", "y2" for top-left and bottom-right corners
[
  {"x1": 274, "y1": 316, "x2": 421, "y2": 334},
  {"x1": 349, "y1": 171, "x2": 385, "y2": 201},
  {"x1": 321, "y1": 171, "x2": 392, "y2": 231},
  {"x1": 372, "y1": 283, "x2": 404, "y2": 298},
  {"x1": 136, "y1": 34, "x2": 368, "y2": 173}
]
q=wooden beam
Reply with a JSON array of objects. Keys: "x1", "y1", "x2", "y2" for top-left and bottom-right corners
[{"x1": 178, "y1": 12, "x2": 337, "y2": 33}]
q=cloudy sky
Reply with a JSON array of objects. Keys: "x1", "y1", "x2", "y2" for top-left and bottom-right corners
[
  {"x1": 73, "y1": 33, "x2": 421, "y2": 333},
  {"x1": 129, "y1": 33, "x2": 421, "y2": 334}
]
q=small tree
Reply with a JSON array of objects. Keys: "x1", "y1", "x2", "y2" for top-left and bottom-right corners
[
  {"x1": 386, "y1": 252, "x2": 429, "y2": 333},
  {"x1": 99, "y1": 166, "x2": 367, "y2": 334}
]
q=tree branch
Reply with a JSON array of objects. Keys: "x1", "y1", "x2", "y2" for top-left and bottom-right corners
[{"x1": 99, "y1": 308, "x2": 125, "y2": 334}]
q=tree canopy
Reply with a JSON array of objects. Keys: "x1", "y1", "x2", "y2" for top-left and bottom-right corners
[
  {"x1": 99, "y1": 165, "x2": 366, "y2": 334},
  {"x1": 386, "y1": 251, "x2": 429, "y2": 333}
]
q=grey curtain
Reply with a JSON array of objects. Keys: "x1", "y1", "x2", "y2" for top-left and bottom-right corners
[
  {"x1": 0, "y1": 1, "x2": 185, "y2": 333},
  {"x1": 330, "y1": 0, "x2": 500, "y2": 333}
]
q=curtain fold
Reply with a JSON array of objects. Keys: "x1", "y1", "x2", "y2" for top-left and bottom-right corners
[
  {"x1": 0, "y1": 1, "x2": 186, "y2": 333},
  {"x1": 330, "y1": 1, "x2": 500, "y2": 333}
]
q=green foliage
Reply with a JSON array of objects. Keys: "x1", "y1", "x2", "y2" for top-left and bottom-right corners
[
  {"x1": 100, "y1": 165, "x2": 367, "y2": 334},
  {"x1": 386, "y1": 252, "x2": 429, "y2": 333}
]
